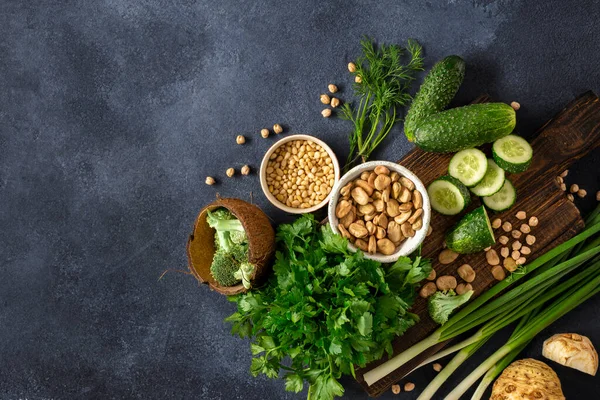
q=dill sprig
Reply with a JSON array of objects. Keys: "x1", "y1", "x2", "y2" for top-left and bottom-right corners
[{"x1": 341, "y1": 38, "x2": 424, "y2": 170}]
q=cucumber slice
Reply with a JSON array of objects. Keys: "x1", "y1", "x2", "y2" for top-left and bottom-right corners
[
  {"x1": 448, "y1": 149, "x2": 488, "y2": 187},
  {"x1": 482, "y1": 179, "x2": 517, "y2": 212},
  {"x1": 445, "y1": 205, "x2": 495, "y2": 254},
  {"x1": 427, "y1": 176, "x2": 471, "y2": 216},
  {"x1": 470, "y1": 159, "x2": 505, "y2": 197},
  {"x1": 492, "y1": 135, "x2": 533, "y2": 173}
]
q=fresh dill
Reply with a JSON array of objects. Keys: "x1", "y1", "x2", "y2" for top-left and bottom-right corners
[{"x1": 341, "y1": 38, "x2": 424, "y2": 170}]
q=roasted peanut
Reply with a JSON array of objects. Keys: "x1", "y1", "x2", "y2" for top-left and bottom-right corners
[
  {"x1": 354, "y1": 179, "x2": 374, "y2": 196},
  {"x1": 338, "y1": 224, "x2": 352, "y2": 240},
  {"x1": 394, "y1": 211, "x2": 412, "y2": 225},
  {"x1": 366, "y1": 221, "x2": 376, "y2": 236},
  {"x1": 436, "y1": 275, "x2": 457, "y2": 291},
  {"x1": 420, "y1": 282, "x2": 437, "y2": 298},
  {"x1": 456, "y1": 283, "x2": 473, "y2": 295},
  {"x1": 400, "y1": 177, "x2": 415, "y2": 190},
  {"x1": 382, "y1": 187, "x2": 390, "y2": 203},
  {"x1": 386, "y1": 199, "x2": 400, "y2": 217},
  {"x1": 375, "y1": 226, "x2": 387, "y2": 240},
  {"x1": 401, "y1": 222, "x2": 415, "y2": 237},
  {"x1": 387, "y1": 221, "x2": 402, "y2": 243},
  {"x1": 358, "y1": 203, "x2": 375, "y2": 215},
  {"x1": 377, "y1": 238, "x2": 396, "y2": 255},
  {"x1": 368, "y1": 172, "x2": 377, "y2": 188},
  {"x1": 339, "y1": 208, "x2": 356, "y2": 228},
  {"x1": 392, "y1": 182, "x2": 402, "y2": 200},
  {"x1": 390, "y1": 172, "x2": 400, "y2": 182},
  {"x1": 399, "y1": 186, "x2": 412, "y2": 203},
  {"x1": 351, "y1": 187, "x2": 370, "y2": 205},
  {"x1": 486, "y1": 249, "x2": 500, "y2": 266},
  {"x1": 374, "y1": 174, "x2": 391, "y2": 191},
  {"x1": 439, "y1": 249, "x2": 459, "y2": 264},
  {"x1": 408, "y1": 208, "x2": 422, "y2": 224},
  {"x1": 368, "y1": 235, "x2": 377, "y2": 254},
  {"x1": 492, "y1": 265, "x2": 506, "y2": 281},
  {"x1": 374, "y1": 165, "x2": 390, "y2": 175},
  {"x1": 374, "y1": 213, "x2": 388, "y2": 228},
  {"x1": 373, "y1": 199, "x2": 385, "y2": 213},
  {"x1": 354, "y1": 238, "x2": 368, "y2": 252},
  {"x1": 340, "y1": 182, "x2": 353, "y2": 198},
  {"x1": 411, "y1": 218, "x2": 423, "y2": 231},
  {"x1": 336, "y1": 200, "x2": 352, "y2": 219},
  {"x1": 348, "y1": 222, "x2": 368, "y2": 238},
  {"x1": 413, "y1": 190, "x2": 423, "y2": 209},
  {"x1": 457, "y1": 264, "x2": 476, "y2": 283}
]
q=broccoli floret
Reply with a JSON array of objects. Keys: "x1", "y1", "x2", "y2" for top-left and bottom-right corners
[
  {"x1": 428, "y1": 289, "x2": 474, "y2": 325},
  {"x1": 210, "y1": 250, "x2": 242, "y2": 286},
  {"x1": 207, "y1": 208, "x2": 247, "y2": 252},
  {"x1": 234, "y1": 262, "x2": 255, "y2": 289}
]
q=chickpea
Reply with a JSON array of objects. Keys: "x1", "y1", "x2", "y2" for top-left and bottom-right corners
[
  {"x1": 226, "y1": 168, "x2": 235, "y2": 177},
  {"x1": 330, "y1": 97, "x2": 340, "y2": 108},
  {"x1": 205, "y1": 176, "x2": 216, "y2": 185},
  {"x1": 328, "y1": 84, "x2": 338, "y2": 93},
  {"x1": 236, "y1": 135, "x2": 246, "y2": 145},
  {"x1": 320, "y1": 94, "x2": 331, "y2": 105},
  {"x1": 273, "y1": 124, "x2": 283, "y2": 134},
  {"x1": 241, "y1": 165, "x2": 251, "y2": 175},
  {"x1": 347, "y1": 62, "x2": 356, "y2": 72},
  {"x1": 260, "y1": 128, "x2": 270, "y2": 138},
  {"x1": 321, "y1": 108, "x2": 332, "y2": 118}
]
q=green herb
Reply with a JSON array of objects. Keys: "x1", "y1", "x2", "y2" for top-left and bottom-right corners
[
  {"x1": 341, "y1": 38, "x2": 424, "y2": 170},
  {"x1": 226, "y1": 215, "x2": 431, "y2": 400}
]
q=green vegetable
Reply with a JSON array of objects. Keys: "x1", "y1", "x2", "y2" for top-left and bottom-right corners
[
  {"x1": 362, "y1": 206, "x2": 600, "y2": 389},
  {"x1": 341, "y1": 38, "x2": 424, "y2": 169},
  {"x1": 470, "y1": 159, "x2": 506, "y2": 197},
  {"x1": 413, "y1": 103, "x2": 516, "y2": 152},
  {"x1": 427, "y1": 175, "x2": 471, "y2": 216},
  {"x1": 482, "y1": 179, "x2": 517, "y2": 212},
  {"x1": 207, "y1": 208, "x2": 251, "y2": 287},
  {"x1": 404, "y1": 55, "x2": 465, "y2": 142},
  {"x1": 445, "y1": 205, "x2": 495, "y2": 254},
  {"x1": 226, "y1": 215, "x2": 431, "y2": 400},
  {"x1": 233, "y1": 262, "x2": 255, "y2": 290},
  {"x1": 428, "y1": 290, "x2": 474, "y2": 325},
  {"x1": 492, "y1": 134, "x2": 533, "y2": 173},
  {"x1": 448, "y1": 148, "x2": 488, "y2": 187}
]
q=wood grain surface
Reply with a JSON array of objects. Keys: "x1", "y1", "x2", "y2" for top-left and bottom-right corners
[{"x1": 357, "y1": 91, "x2": 600, "y2": 397}]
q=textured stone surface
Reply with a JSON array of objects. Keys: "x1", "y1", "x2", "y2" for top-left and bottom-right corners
[{"x1": 1, "y1": 0, "x2": 598, "y2": 398}]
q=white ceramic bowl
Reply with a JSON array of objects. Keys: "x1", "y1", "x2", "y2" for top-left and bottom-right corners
[
  {"x1": 259, "y1": 134, "x2": 341, "y2": 214},
  {"x1": 327, "y1": 160, "x2": 431, "y2": 263}
]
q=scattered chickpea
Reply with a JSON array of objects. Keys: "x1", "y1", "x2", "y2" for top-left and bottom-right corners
[
  {"x1": 521, "y1": 246, "x2": 531, "y2": 255},
  {"x1": 236, "y1": 135, "x2": 246, "y2": 145},
  {"x1": 355, "y1": 75, "x2": 362, "y2": 83},
  {"x1": 241, "y1": 165, "x2": 251, "y2": 176},
  {"x1": 492, "y1": 218, "x2": 502, "y2": 229},
  {"x1": 321, "y1": 108, "x2": 332, "y2": 118},
  {"x1": 570, "y1": 184, "x2": 579, "y2": 193},
  {"x1": 556, "y1": 176, "x2": 564, "y2": 184},
  {"x1": 226, "y1": 168, "x2": 235, "y2": 177},
  {"x1": 526, "y1": 235, "x2": 536, "y2": 245},
  {"x1": 261, "y1": 128, "x2": 270, "y2": 138},
  {"x1": 498, "y1": 235, "x2": 509, "y2": 245},
  {"x1": 404, "y1": 382, "x2": 415, "y2": 392},
  {"x1": 520, "y1": 224, "x2": 531, "y2": 233},
  {"x1": 510, "y1": 101, "x2": 521, "y2": 111},
  {"x1": 502, "y1": 222, "x2": 512, "y2": 232},
  {"x1": 433, "y1": 363, "x2": 443, "y2": 372},
  {"x1": 391, "y1": 384, "x2": 401, "y2": 395},
  {"x1": 330, "y1": 97, "x2": 340, "y2": 108},
  {"x1": 320, "y1": 94, "x2": 331, "y2": 105},
  {"x1": 512, "y1": 250, "x2": 521, "y2": 260},
  {"x1": 348, "y1": 62, "x2": 356, "y2": 72},
  {"x1": 561, "y1": 183, "x2": 567, "y2": 191},
  {"x1": 517, "y1": 257, "x2": 527, "y2": 265},
  {"x1": 500, "y1": 247, "x2": 510, "y2": 258},
  {"x1": 512, "y1": 230, "x2": 522, "y2": 239},
  {"x1": 515, "y1": 211, "x2": 526, "y2": 220},
  {"x1": 328, "y1": 84, "x2": 338, "y2": 93},
  {"x1": 560, "y1": 170, "x2": 569, "y2": 178},
  {"x1": 567, "y1": 193, "x2": 575, "y2": 202},
  {"x1": 205, "y1": 176, "x2": 216, "y2": 185},
  {"x1": 529, "y1": 216, "x2": 539, "y2": 227},
  {"x1": 578, "y1": 189, "x2": 587, "y2": 198},
  {"x1": 273, "y1": 124, "x2": 283, "y2": 134}
]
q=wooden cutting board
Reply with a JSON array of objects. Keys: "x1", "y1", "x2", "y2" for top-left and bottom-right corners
[{"x1": 356, "y1": 91, "x2": 600, "y2": 397}]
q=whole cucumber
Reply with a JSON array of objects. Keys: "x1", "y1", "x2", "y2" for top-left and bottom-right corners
[
  {"x1": 404, "y1": 55, "x2": 466, "y2": 142},
  {"x1": 414, "y1": 103, "x2": 516, "y2": 153}
]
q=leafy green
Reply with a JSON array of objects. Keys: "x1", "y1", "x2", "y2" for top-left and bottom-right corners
[
  {"x1": 341, "y1": 37, "x2": 424, "y2": 170},
  {"x1": 226, "y1": 215, "x2": 431, "y2": 400}
]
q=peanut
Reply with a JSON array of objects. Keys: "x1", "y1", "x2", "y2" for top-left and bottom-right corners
[{"x1": 377, "y1": 238, "x2": 396, "y2": 255}]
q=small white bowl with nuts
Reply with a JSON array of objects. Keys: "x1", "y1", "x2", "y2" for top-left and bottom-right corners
[
  {"x1": 328, "y1": 161, "x2": 431, "y2": 263},
  {"x1": 260, "y1": 134, "x2": 340, "y2": 214}
]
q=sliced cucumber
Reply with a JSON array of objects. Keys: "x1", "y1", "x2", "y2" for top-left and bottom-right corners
[
  {"x1": 448, "y1": 149, "x2": 488, "y2": 187},
  {"x1": 482, "y1": 179, "x2": 517, "y2": 212},
  {"x1": 470, "y1": 159, "x2": 505, "y2": 197},
  {"x1": 445, "y1": 205, "x2": 495, "y2": 254},
  {"x1": 492, "y1": 135, "x2": 533, "y2": 173},
  {"x1": 427, "y1": 176, "x2": 471, "y2": 216}
]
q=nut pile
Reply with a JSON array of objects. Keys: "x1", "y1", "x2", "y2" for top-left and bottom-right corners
[
  {"x1": 335, "y1": 166, "x2": 425, "y2": 256},
  {"x1": 320, "y1": 84, "x2": 342, "y2": 118},
  {"x1": 489, "y1": 210, "x2": 538, "y2": 280},
  {"x1": 265, "y1": 139, "x2": 335, "y2": 209}
]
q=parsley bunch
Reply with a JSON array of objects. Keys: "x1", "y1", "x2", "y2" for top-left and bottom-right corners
[{"x1": 226, "y1": 215, "x2": 431, "y2": 400}]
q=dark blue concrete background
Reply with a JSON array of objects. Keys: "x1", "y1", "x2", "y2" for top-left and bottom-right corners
[{"x1": 1, "y1": 0, "x2": 599, "y2": 399}]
